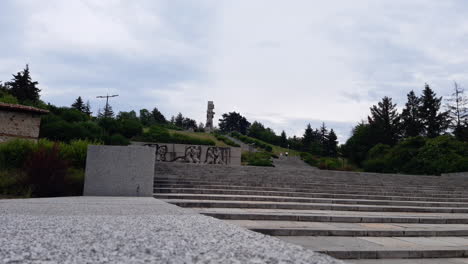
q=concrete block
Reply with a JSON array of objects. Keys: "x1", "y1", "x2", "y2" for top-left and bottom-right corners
[{"x1": 84, "y1": 145, "x2": 155, "y2": 197}]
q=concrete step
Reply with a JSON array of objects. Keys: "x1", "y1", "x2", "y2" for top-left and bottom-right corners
[
  {"x1": 155, "y1": 184, "x2": 468, "y2": 197},
  {"x1": 349, "y1": 258, "x2": 468, "y2": 263},
  {"x1": 163, "y1": 199, "x2": 468, "y2": 213},
  {"x1": 277, "y1": 236, "x2": 468, "y2": 259},
  {"x1": 226, "y1": 220, "x2": 468, "y2": 237},
  {"x1": 154, "y1": 179, "x2": 468, "y2": 192},
  {"x1": 155, "y1": 193, "x2": 468, "y2": 208},
  {"x1": 155, "y1": 188, "x2": 468, "y2": 202},
  {"x1": 196, "y1": 208, "x2": 468, "y2": 224}
]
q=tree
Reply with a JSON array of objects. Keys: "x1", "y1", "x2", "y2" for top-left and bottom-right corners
[
  {"x1": 6, "y1": 64, "x2": 41, "y2": 103},
  {"x1": 71, "y1": 96, "x2": 85, "y2": 112},
  {"x1": 326, "y1": 129, "x2": 338, "y2": 157},
  {"x1": 279, "y1": 131, "x2": 287, "y2": 148},
  {"x1": 117, "y1": 110, "x2": 138, "y2": 121},
  {"x1": 446, "y1": 82, "x2": 468, "y2": 141},
  {"x1": 84, "y1": 101, "x2": 92, "y2": 116},
  {"x1": 368, "y1": 96, "x2": 401, "y2": 145},
  {"x1": 218, "y1": 112, "x2": 251, "y2": 134},
  {"x1": 182, "y1": 117, "x2": 197, "y2": 130},
  {"x1": 401, "y1": 90, "x2": 424, "y2": 138},
  {"x1": 420, "y1": 84, "x2": 449, "y2": 138},
  {"x1": 139, "y1": 109, "x2": 153, "y2": 126},
  {"x1": 100, "y1": 104, "x2": 114, "y2": 118},
  {"x1": 151, "y1": 107, "x2": 167, "y2": 124},
  {"x1": 343, "y1": 122, "x2": 375, "y2": 166},
  {"x1": 175, "y1": 113, "x2": 184, "y2": 128},
  {"x1": 302, "y1": 124, "x2": 314, "y2": 152}
]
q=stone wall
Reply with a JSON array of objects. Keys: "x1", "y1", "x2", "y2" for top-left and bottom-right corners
[
  {"x1": 132, "y1": 141, "x2": 241, "y2": 166},
  {"x1": 0, "y1": 111, "x2": 42, "y2": 142},
  {"x1": 84, "y1": 145, "x2": 155, "y2": 197}
]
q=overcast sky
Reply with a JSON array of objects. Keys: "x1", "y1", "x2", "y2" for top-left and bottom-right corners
[{"x1": 1, "y1": 0, "x2": 467, "y2": 143}]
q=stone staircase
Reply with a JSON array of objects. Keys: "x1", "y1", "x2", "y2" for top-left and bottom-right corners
[{"x1": 154, "y1": 163, "x2": 468, "y2": 263}]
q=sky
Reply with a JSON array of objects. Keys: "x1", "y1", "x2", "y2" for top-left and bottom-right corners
[{"x1": 1, "y1": 0, "x2": 468, "y2": 143}]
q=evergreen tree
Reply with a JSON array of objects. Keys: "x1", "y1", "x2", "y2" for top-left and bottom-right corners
[
  {"x1": 446, "y1": 82, "x2": 468, "y2": 140},
  {"x1": 71, "y1": 96, "x2": 85, "y2": 112},
  {"x1": 319, "y1": 122, "x2": 328, "y2": 144},
  {"x1": 326, "y1": 129, "x2": 338, "y2": 157},
  {"x1": 279, "y1": 131, "x2": 287, "y2": 147},
  {"x1": 218, "y1": 112, "x2": 251, "y2": 134},
  {"x1": 139, "y1": 109, "x2": 153, "y2": 126},
  {"x1": 401, "y1": 90, "x2": 424, "y2": 138},
  {"x1": 7, "y1": 64, "x2": 41, "y2": 103},
  {"x1": 420, "y1": 84, "x2": 449, "y2": 138},
  {"x1": 368, "y1": 96, "x2": 401, "y2": 145},
  {"x1": 170, "y1": 116, "x2": 175, "y2": 124},
  {"x1": 98, "y1": 104, "x2": 114, "y2": 118},
  {"x1": 302, "y1": 124, "x2": 314, "y2": 152},
  {"x1": 175, "y1": 113, "x2": 184, "y2": 128},
  {"x1": 151, "y1": 107, "x2": 167, "y2": 124},
  {"x1": 84, "y1": 101, "x2": 92, "y2": 116},
  {"x1": 182, "y1": 117, "x2": 197, "y2": 130}
]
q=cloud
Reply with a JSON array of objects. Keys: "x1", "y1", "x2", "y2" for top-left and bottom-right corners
[{"x1": 1, "y1": 0, "x2": 468, "y2": 143}]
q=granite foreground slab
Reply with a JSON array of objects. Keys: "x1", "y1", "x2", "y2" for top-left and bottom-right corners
[{"x1": 0, "y1": 197, "x2": 344, "y2": 264}]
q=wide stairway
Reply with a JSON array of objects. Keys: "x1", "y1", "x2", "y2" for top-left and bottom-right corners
[{"x1": 154, "y1": 162, "x2": 468, "y2": 263}]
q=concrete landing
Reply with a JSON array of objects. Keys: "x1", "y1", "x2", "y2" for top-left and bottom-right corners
[
  {"x1": 0, "y1": 197, "x2": 342, "y2": 264},
  {"x1": 349, "y1": 259, "x2": 468, "y2": 264}
]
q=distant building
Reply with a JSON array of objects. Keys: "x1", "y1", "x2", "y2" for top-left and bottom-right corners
[{"x1": 0, "y1": 102, "x2": 49, "y2": 143}]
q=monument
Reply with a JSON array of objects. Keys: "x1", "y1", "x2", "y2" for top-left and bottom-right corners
[{"x1": 205, "y1": 101, "x2": 215, "y2": 132}]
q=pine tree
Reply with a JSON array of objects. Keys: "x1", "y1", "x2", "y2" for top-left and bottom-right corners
[
  {"x1": 446, "y1": 82, "x2": 468, "y2": 140},
  {"x1": 84, "y1": 101, "x2": 92, "y2": 116},
  {"x1": 326, "y1": 129, "x2": 338, "y2": 157},
  {"x1": 319, "y1": 122, "x2": 328, "y2": 144},
  {"x1": 368, "y1": 96, "x2": 401, "y2": 145},
  {"x1": 420, "y1": 84, "x2": 449, "y2": 138},
  {"x1": 151, "y1": 107, "x2": 167, "y2": 124},
  {"x1": 71, "y1": 96, "x2": 85, "y2": 112},
  {"x1": 302, "y1": 124, "x2": 314, "y2": 152},
  {"x1": 139, "y1": 109, "x2": 153, "y2": 126},
  {"x1": 100, "y1": 104, "x2": 114, "y2": 118},
  {"x1": 401, "y1": 90, "x2": 424, "y2": 138},
  {"x1": 7, "y1": 64, "x2": 41, "y2": 103},
  {"x1": 175, "y1": 113, "x2": 184, "y2": 128},
  {"x1": 279, "y1": 131, "x2": 287, "y2": 147}
]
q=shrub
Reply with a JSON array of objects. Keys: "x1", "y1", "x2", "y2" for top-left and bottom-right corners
[
  {"x1": 300, "y1": 152, "x2": 319, "y2": 167},
  {"x1": 317, "y1": 157, "x2": 341, "y2": 170},
  {"x1": 24, "y1": 144, "x2": 69, "y2": 197},
  {"x1": 121, "y1": 119, "x2": 143, "y2": 138},
  {"x1": 213, "y1": 133, "x2": 241, "y2": 147},
  {"x1": 104, "y1": 134, "x2": 130, "y2": 146},
  {"x1": 0, "y1": 170, "x2": 30, "y2": 197},
  {"x1": 242, "y1": 152, "x2": 274, "y2": 167},
  {"x1": 60, "y1": 140, "x2": 100, "y2": 169},
  {"x1": 0, "y1": 139, "x2": 35, "y2": 169},
  {"x1": 231, "y1": 132, "x2": 272, "y2": 152},
  {"x1": 137, "y1": 125, "x2": 216, "y2": 146}
]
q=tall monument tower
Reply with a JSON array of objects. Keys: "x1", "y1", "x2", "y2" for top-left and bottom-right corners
[{"x1": 205, "y1": 101, "x2": 215, "y2": 132}]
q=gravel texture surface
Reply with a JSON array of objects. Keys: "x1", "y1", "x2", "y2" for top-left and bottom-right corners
[{"x1": 0, "y1": 197, "x2": 343, "y2": 264}]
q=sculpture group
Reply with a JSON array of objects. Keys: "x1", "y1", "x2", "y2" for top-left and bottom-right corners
[{"x1": 144, "y1": 143, "x2": 231, "y2": 165}]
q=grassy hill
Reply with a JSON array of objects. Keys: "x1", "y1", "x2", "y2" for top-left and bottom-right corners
[{"x1": 168, "y1": 130, "x2": 229, "y2": 147}]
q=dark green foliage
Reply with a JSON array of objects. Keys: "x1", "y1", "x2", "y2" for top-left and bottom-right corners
[
  {"x1": 0, "y1": 82, "x2": 18, "y2": 104},
  {"x1": 104, "y1": 134, "x2": 130, "y2": 145},
  {"x1": 117, "y1": 110, "x2": 138, "y2": 121},
  {"x1": 119, "y1": 119, "x2": 143, "y2": 138},
  {"x1": 420, "y1": 84, "x2": 449, "y2": 138},
  {"x1": 219, "y1": 112, "x2": 251, "y2": 134},
  {"x1": 279, "y1": 131, "x2": 287, "y2": 147},
  {"x1": 300, "y1": 152, "x2": 318, "y2": 167},
  {"x1": 71, "y1": 96, "x2": 85, "y2": 112},
  {"x1": 0, "y1": 139, "x2": 35, "y2": 169},
  {"x1": 6, "y1": 65, "x2": 41, "y2": 104},
  {"x1": 139, "y1": 109, "x2": 153, "y2": 126},
  {"x1": 84, "y1": 101, "x2": 92, "y2": 116},
  {"x1": 248, "y1": 121, "x2": 281, "y2": 146},
  {"x1": 401, "y1": 91, "x2": 424, "y2": 137},
  {"x1": 213, "y1": 133, "x2": 240, "y2": 147},
  {"x1": 231, "y1": 132, "x2": 273, "y2": 152},
  {"x1": 325, "y1": 129, "x2": 338, "y2": 157},
  {"x1": 24, "y1": 144, "x2": 69, "y2": 197},
  {"x1": 368, "y1": 96, "x2": 401, "y2": 146},
  {"x1": 242, "y1": 152, "x2": 274, "y2": 167},
  {"x1": 446, "y1": 82, "x2": 468, "y2": 141},
  {"x1": 363, "y1": 135, "x2": 468, "y2": 175},
  {"x1": 343, "y1": 123, "x2": 375, "y2": 167},
  {"x1": 152, "y1": 107, "x2": 167, "y2": 124}
]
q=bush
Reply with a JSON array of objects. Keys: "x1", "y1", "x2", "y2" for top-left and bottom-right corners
[
  {"x1": 214, "y1": 133, "x2": 241, "y2": 147},
  {"x1": 24, "y1": 144, "x2": 69, "y2": 197},
  {"x1": 137, "y1": 125, "x2": 216, "y2": 146},
  {"x1": 317, "y1": 157, "x2": 341, "y2": 170},
  {"x1": 0, "y1": 139, "x2": 35, "y2": 169},
  {"x1": 300, "y1": 152, "x2": 319, "y2": 167},
  {"x1": 60, "y1": 140, "x2": 100, "y2": 168},
  {"x1": 231, "y1": 132, "x2": 272, "y2": 152},
  {"x1": 120, "y1": 119, "x2": 143, "y2": 138},
  {"x1": 104, "y1": 134, "x2": 130, "y2": 146},
  {"x1": 242, "y1": 152, "x2": 274, "y2": 167},
  {"x1": 0, "y1": 170, "x2": 30, "y2": 197}
]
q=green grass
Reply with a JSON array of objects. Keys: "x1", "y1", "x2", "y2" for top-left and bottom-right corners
[
  {"x1": 232, "y1": 133, "x2": 300, "y2": 156},
  {"x1": 168, "y1": 130, "x2": 229, "y2": 147}
]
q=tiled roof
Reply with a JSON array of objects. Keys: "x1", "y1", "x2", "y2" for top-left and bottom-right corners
[{"x1": 0, "y1": 102, "x2": 49, "y2": 114}]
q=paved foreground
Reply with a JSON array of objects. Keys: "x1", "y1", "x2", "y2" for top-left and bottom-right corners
[
  {"x1": 0, "y1": 197, "x2": 342, "y2": 264},
  {"x1": 155, "y1": 162, "x2": 468, "y2": 263}
]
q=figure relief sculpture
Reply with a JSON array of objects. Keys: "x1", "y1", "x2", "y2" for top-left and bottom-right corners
[
  {"x1": 205, "y1": 101, "x2": 215, "y2": 132},
  {"x1": 205, "y1": 146, "x2": 230, "y2": 165},
  {"x1": 184, "y1": 145, "x2": 202, "y2": 163},
  {"x1": 156, "y1": 145, "x2": 168, "y2": 161}
]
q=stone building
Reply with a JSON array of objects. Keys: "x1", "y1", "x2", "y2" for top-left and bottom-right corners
[{"x1": 0, "y1": 102, "x2": 49, "y2": 143}]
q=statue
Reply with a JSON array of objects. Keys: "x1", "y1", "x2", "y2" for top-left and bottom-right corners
[{"x1": 205, "y1": 101, "x2": 215, "y2": 132}]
